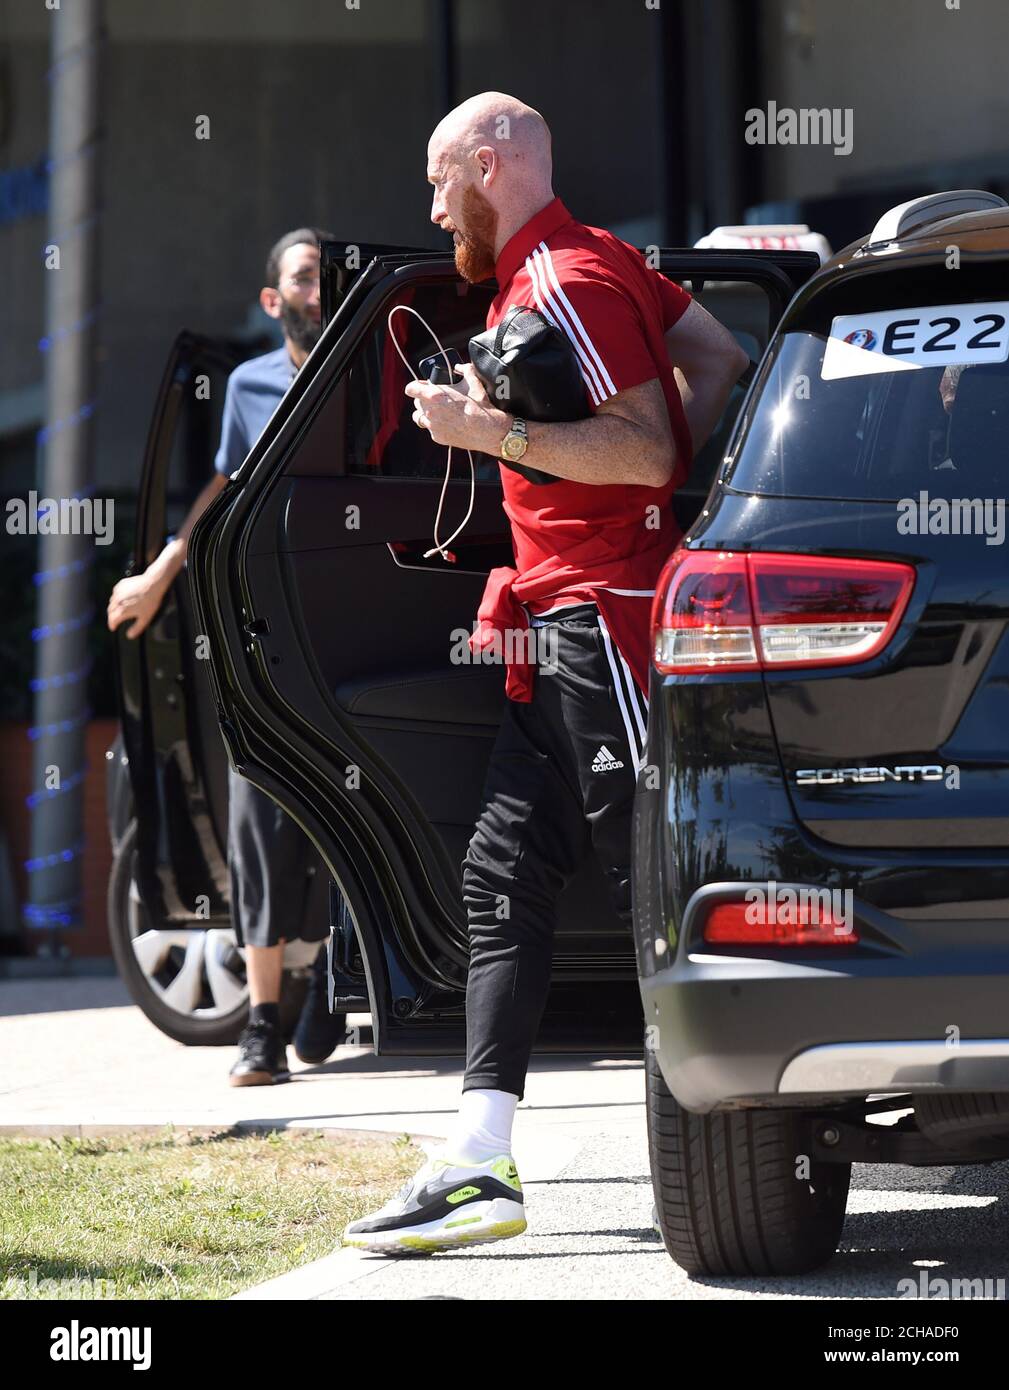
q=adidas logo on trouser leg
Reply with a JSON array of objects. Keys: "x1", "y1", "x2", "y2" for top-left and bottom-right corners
[{"x1": 591, "y1": 744, "x2": 625, "y2": 773}]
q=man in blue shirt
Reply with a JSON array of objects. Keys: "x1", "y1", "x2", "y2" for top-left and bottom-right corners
[
  {"x1": 107, "y1": 227, "x2": 344, "y2": 1084},
  {"x1": 213, "y1": 346, "x2": 297, "y2": 476}
]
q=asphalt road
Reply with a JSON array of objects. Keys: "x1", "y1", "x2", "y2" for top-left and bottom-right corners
[
  {"x1": 4, "y1": 979, "x2": 1008, "y2": 1302},
  {"x1": 316, "y1": 1129, "x2": 1009, "y2": 1302}
]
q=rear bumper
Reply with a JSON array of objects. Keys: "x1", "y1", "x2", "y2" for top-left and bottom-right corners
[
  {"x1": 636, "y1": 653, "x2": 1009, "y2": 1113},
  {"x1": 641, "y1": 883, "x2": 1009, "y2": 1112},
  {"x1": 778, "y1": 1039, "x2": 1009, "y2": 1094}
]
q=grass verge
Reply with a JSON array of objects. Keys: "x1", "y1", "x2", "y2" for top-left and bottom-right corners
[{"x1": 0, "y1": 1126, "x2": 421, "y2": 1299}]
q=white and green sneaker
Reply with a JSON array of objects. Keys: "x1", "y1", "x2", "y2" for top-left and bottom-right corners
[{"x1": 343, "y1": 1152, "x2": 526, "y2": 1254}]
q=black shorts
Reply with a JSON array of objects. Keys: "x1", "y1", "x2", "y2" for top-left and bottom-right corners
[{"x1": 226, "y1": 765, "x2": 326, "y2": 949}]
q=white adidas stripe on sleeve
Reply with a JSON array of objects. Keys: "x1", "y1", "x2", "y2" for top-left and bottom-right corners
[
  {"x1": 524, "y1": 249, "x2": 605, "y2": 406},
  {"x1": 535, "y1": 243, "x2": 618, "y2": 400}
]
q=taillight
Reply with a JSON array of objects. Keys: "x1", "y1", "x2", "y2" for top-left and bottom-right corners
[
  {"x1": 652, "y1": 550, "x2": 915, "y2": 674},
  {"x1": 703, "y1": 900, "x2": 859, "y2": 947}
]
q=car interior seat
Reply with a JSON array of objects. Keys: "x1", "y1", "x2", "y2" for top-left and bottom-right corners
[{"x1": 947, "y1": 361, "x2": 1009, "y2": 497}]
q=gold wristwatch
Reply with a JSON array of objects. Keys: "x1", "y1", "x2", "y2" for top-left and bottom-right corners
[{"x1": 499, "y1": 417, "x2": 529, "y2": 463}]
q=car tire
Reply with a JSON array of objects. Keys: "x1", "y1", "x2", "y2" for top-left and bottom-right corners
[
  {"x1": 645, "y1": 1043, "x2": 851, "y2": 1275},
  {"x1": 108, "y1": 818, "x2": 306, "y2": 1048},
  {"x1": 915, "y1": 1091, "x2": 1009, "y2": 1146}
]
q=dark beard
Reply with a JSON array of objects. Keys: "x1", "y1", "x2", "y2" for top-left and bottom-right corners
[
  {"x1": 454, "y1": 186, "x2": 498, "y2": 283},
  {"x1": 280, "y1": 298, "x2": 321, "y2": 353}
]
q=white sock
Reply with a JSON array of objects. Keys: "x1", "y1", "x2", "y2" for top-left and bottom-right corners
[{"x1": 442, "y1": 1088, "x2": 518, "y2": 1165}]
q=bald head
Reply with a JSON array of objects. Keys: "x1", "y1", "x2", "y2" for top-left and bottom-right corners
[
  {"x1": 430, "y1": 92, "x2": 552, "y2": 190},
  {"x1": 427, "y1": 91, "x2": 555, "y2": 281}
]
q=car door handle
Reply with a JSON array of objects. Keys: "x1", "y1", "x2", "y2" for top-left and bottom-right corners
[{"x1": 387, "y1": 537, "x2": 513, "y2": 574}]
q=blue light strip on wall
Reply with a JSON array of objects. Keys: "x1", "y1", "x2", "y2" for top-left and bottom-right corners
[
  {"x1": 33, "y1": 554, "x2": 92, "y2": 587},
  {"x1": 29, "y1": 659, "x2": 93, "y2": 693},
  {"x1": 36, "y1": 400, "x2": 94, "y2": 447},
  {"x1": 23, "y1": 901, "x2": 79, "y2": 928},
  {"x1": 32, "y1": 605, "x2": 96, "y2": 641},
  {"x1": 39, "y1": 307, "x2": 100, "y2": 354},
  {"x1": 28, "y1": 708, "x2": 93, "y2": 741},
  {"x1": 26, "y1": 767, "x2": 88, "y2": 809},
  {"x1": 25, "y1": 839, "x2": 85, "y2": 873}
]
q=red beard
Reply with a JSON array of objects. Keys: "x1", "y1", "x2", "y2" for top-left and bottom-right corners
[{"x1": 454, "y1": 186, "x2": 498, "y2": 283}]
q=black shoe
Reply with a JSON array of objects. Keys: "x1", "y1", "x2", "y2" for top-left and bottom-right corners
[
  {"x1": 293, "y1": 947, "x2": 348, "y2": 1065},
  {"x1": 229, "y1": 1019, "x2": 290, "y2": 1087}
]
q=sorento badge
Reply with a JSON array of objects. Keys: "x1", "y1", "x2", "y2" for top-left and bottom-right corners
[{"x1": 795, "y1": 766, "x2": 945, "y2": 785}]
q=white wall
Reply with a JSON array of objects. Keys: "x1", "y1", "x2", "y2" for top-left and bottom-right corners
[{"x1": 758, "y1": 0, "x2": 1009, "y2": 198}]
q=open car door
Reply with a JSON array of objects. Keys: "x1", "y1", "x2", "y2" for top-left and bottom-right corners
[
  {"x1": 187, "y1": 245, "x2": 820, "y2": 1056},
  {"x1": 116, "y1": 330, "x2": 253, "y2": 930}
]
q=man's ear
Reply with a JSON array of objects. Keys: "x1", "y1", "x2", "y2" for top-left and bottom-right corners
[
  {"x1": 475, "y1": 144, "x2": 498, "y2": 187},
  {"x1": 260, "y1": 286, "x2": 282, "y2": 321}
]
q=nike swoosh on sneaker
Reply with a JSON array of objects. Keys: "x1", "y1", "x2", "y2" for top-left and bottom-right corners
[{"x1": 342, "y1": 1153, "x2": 526, "y2": 1254}]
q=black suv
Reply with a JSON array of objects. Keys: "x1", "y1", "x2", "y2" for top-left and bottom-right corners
[{"x1": 636, "y1": 189, "x2": 1009, "y2": 1275}]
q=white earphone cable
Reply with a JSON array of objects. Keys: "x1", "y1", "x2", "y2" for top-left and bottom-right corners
[{"x1": 386, "y1": 304, "x2": 476, "y2": 561}]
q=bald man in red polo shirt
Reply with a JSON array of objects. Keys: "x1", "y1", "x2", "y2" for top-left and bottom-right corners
[{"x1": 344, "y1": 92, "x2": 747, "y2": 1255}]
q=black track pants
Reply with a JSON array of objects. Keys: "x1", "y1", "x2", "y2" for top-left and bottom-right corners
[{"x1": 461, "y1": 605, "x2": 647, "y2": 1100}]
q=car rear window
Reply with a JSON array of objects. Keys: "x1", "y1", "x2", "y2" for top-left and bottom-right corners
[{"x1": 726, "y1": 295, "x2": 1009, "y2": 502}]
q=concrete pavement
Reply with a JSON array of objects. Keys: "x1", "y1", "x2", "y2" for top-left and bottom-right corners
[{"x1": 3, "y1": 977, "x2": 1009, "y2": 1300}]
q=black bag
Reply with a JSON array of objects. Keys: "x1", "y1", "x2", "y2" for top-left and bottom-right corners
[{"x1": 468, "y1": 305, "x2": 590, "y2": 485}]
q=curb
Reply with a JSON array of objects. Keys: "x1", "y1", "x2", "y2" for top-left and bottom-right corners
[
  {"x1": 0, "y1": 958, "x2": 118, "y2": 980},
  {"x1": 0, "y1": 1119, "x2": 443, "y2": 1144},
  {"x1": 231, "y1": 1130, "x2": 585, "y2": 1301},
  {"x1": 0, "y1": 1120, "x2": 604, "y2": 1301}
]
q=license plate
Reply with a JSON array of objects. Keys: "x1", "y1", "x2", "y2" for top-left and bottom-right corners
[{"x1": 822, "y1": 301, "x2": 1009, "y2": 380}]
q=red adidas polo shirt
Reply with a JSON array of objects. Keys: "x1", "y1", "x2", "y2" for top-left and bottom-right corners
[{"x1": 470, "y1": 196, "x2": 693, "y2": 702}]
